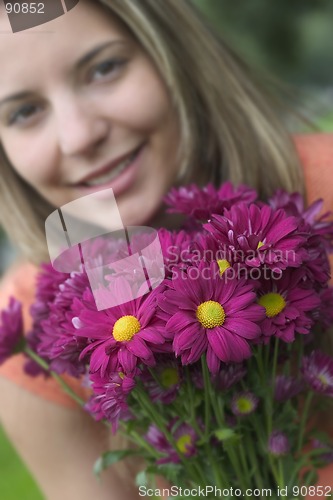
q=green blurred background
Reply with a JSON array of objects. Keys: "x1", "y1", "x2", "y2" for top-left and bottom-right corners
[
  {"x1": 1, "y1": 1, "x2": 333, "y2": 499},
  {"x1": 192, "y1": 0, "x2": 333, "y2": 131}
]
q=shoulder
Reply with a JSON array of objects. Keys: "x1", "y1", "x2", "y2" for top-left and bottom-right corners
[
  {"x1": 293, "y1": 133, "x2": 333, "y2": 208},
  {"x1": 294, "y1": 132, "x2": 333, "y2": 167}
]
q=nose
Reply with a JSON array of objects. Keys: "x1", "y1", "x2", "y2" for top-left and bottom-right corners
[{"x1": 54, "y1": 94, "x2": 109, "y2": 156}]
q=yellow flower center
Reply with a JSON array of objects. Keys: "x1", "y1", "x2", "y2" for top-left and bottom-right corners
[
  {"x1": 257, "y1": 240, "x2": 265, "y2": 249},
  {"x1": 318, "y1": 373, "x2": 329, "y2": 386},
  {"x1": 236, "y1": 397, "x2": 253, "y2": 414},
  {"x1": 112, "y1": 315, "x2": 141, "y2": 342},
  {"x1": 160, "y1": 368, "x2": 179, "y2": 388},
  {"x1": 196, "y1": 300, "x2": 226, "y2": 328},
  {"x1": 176, "y1": 434, "x2": 192, "y2": 454},
  {"x1": 217, "y1": 259, "x2": 231, "y2": 275},
  {"x1": 258, "y1": 293, "x2": 286, "y2": 318}
]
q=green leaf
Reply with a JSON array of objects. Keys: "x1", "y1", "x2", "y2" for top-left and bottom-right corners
[
  {"x1": 214, "y1": 428, "x2": 237, "y2": 442},
  {"x1": 93, "y1": 449, "x2": 139, "y2": 478},
  {"x1": 301, "y1": 468, "x2": 319, "y2": 487},
  {"x1": 135, "y1": 470, "x2": 148, "y2": 487},
  {"x1": 155, "y1": 463, "x2": 183, "y2": 485}
]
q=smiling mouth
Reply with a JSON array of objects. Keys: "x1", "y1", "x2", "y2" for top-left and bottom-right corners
[{"x1": 78, "y1": 144, "x2": 144, "y2": 188}]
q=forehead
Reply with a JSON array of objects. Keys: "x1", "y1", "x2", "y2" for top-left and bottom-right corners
[{"x1": 0, "y1": 1, "x2": 127, "y2": 87}]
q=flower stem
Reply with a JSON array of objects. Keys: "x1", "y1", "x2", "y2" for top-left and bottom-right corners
[
  {"x1": 132, "y1": 385, "x2": 198, "y2": 484},
  {"x1": 296, "y1": 391, "x2": 313, "y2": 453},
  {"x1": 124, "y1": 427, "x2": 160, "y2": 459},
  {"x1": 201, "y1": 355, "x2": 212, "y2": 440},
  {"x1": 24, "y1": 347, "x2": 85, "y2": 406},
  {"x1": 184, "y1": 367, "x2": 205, "y2": 439}
]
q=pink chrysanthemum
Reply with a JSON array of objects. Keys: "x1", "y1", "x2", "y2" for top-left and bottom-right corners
[
  {"x1": 157, "y1": 228, "x2": 195, "y2": 277},
  {"x1": 141, "y1": 358, "x2": 182, "y2": 404},
  {"x1": 274, "y1": 375, "x2": 304, "y2": 403},
  {"x1": 0, "y1": 298, "x2": 24, "y2": 364},
  {"x1": 26, "y1": 263, "x2": 72, "y2": 376},
  {"x1": 191, "y1": 233, "x2": 239, "y2": 277},
  {"x1": 269, "y1": 190, "x2": 333, "y2": 287},
  {"x1": 72, "y1": 277, "x2": 169, "y2": 377},
  {"x1": 301, "y1": 350, "x2": 333, "y2": 397},
  {"x1": 231, "y1": 391, "x2": 259, "y2": 416},
  {"x1": 268, "y1": 430, "x2": 290, "y2": 456},
  {"x1": 158, "y1": 261, "x2": 265, "y2": 373},
  {"x1": 85, "y1": 370, "x2": 136, "y2": 433},
  {"x1": 31, "y1": 262, "x2": 70, "y2": 318},
  {"x1": 274, "y1": 375, "x2": 304, "y2": 402},
  {"x1": 269, "y1": 190, "x2": 333, "y2": 252},
  {"x1": 35, "y1": 271, "x2": 90, "y2": 377},
  {"x1": 164, "y1": 182, "x2": 257, "y2": 221},
  {"x1": 257, "y1": 269, "x2": 320, "y2": 343},
  {"x1": 204, "y1": 203, "x2": 306, "y2": 272},
  {"x1": 311, "y1": 439, "x2": 333, "y2": 463},
  {"x1": 213, "y1": 363, "x2": 247, "y2": 391},
  {"x1": 145, "y1": 419, "x2": 198, "y2": 464},
  {"x1": 313, "y1": 287, "x2": 333, "y2": 330}
]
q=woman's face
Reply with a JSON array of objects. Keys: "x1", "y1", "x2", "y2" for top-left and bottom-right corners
[{"x1": 0, "y1": 1, "x2": 181, "y2": 228}]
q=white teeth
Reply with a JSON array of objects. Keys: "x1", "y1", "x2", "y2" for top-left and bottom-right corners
[{"x1": 84, "y1": 150, "x2": 137, "y2": 187}]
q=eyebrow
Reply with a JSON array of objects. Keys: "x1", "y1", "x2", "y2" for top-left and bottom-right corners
[
  {"x1": 76, "y1": 39, "x2": 128, "y2": 69},
  {"x1": 0, "y1": 39, "x2": 128, "y2": 111}
]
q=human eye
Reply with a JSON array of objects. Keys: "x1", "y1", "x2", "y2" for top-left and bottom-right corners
[
  {"x1": 7, "y1": 102, "x2": 44, "y2": 127},
  {"x1": 87, "y1": 58, "x2": 127, "y2": 83}
]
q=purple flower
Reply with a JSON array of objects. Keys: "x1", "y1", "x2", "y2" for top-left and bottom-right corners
[
  {"x1": 204, "y1": 203, "x2": 306, "y2": 272},
  {"x1": 311, "y1": 439, "x2": 333, "y2": 463},
  {"x1": 231, "y1": 392, "x2": 259, "y2": 416},
  {"x1": 0, "y1": 298, "x2": 24, "y2": 364},
  {"x1": 313, "y1": 287, "x2": 333, "y2": 330},
  {"x1": 188, "y1": 362, "x2": 204, "y2": 389},
  {"x1": 30, "y1": 262, "x2": 70, "y2": 323},
  {"x1": 158, "y1": 261, "x2": 265, "y2": 373},
  {"x1": 145, "y1": 419, "x2": 198, "y2": 464},
  {"x1": 213, "y1": 363, "x2": 247, "y2": 391},
  {"x1": 268, "y1": 430, "x2": 290, "y2": 456},
  {"x1": 257, "y1": 269, "x2": 320, "y2": 343},
  {"x1": 191, "y1": 233, "x2": 238, "y2": 276},
  {"x1": 274, "y1": 375, "x2": 304, "y2": 402},
  {"x1": 72, "y1": 277, "x2": 169, "y2": 377},
  {"x1": 157, "y1": 228, "x2": 195, "y2": 277},
  {"x1": 85, "y1": 370, "x2": 136, "y2": 433},
  {"x1": 36, "y1": 271, "x2": 90, "y2": 377},
  {"x1": 269, "y1": 190, "x2": 333, "y2": 252},
  {"x1": 142, "y1": 359, "x2": 182, "y2": 404},
  {"x1": 26, "y1": 263, "x2": 72, "y2": 376},
  {"x1": 301, "y1": 351, "x2": 333, "y2": 397},
  {"x1": 164, "y1": 182, "x2": 257, "y2": 222},
  {"x1": 269, "y1": 190, "x2": 333, "y2": 287}
]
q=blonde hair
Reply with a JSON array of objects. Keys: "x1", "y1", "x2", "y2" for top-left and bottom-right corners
[{"x1": 0, "y1": 0, "x2": 303, "y2": 264}]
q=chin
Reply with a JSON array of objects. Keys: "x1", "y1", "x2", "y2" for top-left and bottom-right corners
[{"x1": 120, "y1": 195, "x2": 163, "y2": 227}]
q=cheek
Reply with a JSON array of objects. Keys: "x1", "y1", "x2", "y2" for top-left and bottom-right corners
[
  {"x1": 108, "y1": 63, "x2": 173, "y2": 132},
  {"x1": 1, "y1": 132, "x2": 55, "y2": 186}
]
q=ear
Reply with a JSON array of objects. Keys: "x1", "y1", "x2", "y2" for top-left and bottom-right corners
[{"x1": 5, "y1": 0, "x2": 80, "y2": 33}]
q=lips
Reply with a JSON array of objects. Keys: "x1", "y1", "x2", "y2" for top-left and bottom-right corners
[{"x1": 73, "y1": 143, "x2": 144, "y2": 187}]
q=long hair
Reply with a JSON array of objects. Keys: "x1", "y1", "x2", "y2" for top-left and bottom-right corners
[{"x1": 0, "y1": 0, "x2": 303, "y2": 264}]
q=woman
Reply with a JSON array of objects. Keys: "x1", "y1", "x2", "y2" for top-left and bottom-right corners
[{"x1": 0, "y1": 1, "x2": 331, "y2": 498}]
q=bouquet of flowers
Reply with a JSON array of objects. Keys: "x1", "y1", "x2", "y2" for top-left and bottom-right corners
[{"x1": 2, "y1": 181, "x2": 333, "y2": 500}]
